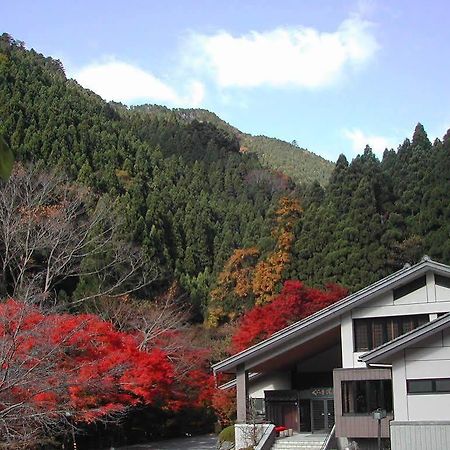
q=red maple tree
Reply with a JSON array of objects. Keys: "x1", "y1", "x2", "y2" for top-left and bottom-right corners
[
  {"x1": 231, "y1": 280, "x2": 348, "y2": 353},
  {"x1": 0, "y1": 300, "x2": 205, "y2": 445}
]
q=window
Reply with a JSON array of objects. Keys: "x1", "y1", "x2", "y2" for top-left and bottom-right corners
[
  {"x1": 407, "y1": 378, "x2": 450, "y2": 394},
  {"x1": 354, "y1": 315, "x2": 428, "y2": 351},
  {"x1": 435, "y1": 274, "x2": 450, "y2": 289},
  {"x1": 342, "y1": 380, "x2": 392, "y2": 415},
  {"x1": 393, "y1": 276, "x2": 426, "y2": 300}
]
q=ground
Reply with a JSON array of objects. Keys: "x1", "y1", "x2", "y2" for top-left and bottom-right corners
[{"x1": 116, "y1": 433, "x2": 218, "y2": 449}]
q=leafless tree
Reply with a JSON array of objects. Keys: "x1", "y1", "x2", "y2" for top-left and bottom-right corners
[{"x1": 0, "y1": 165, "x2": 157, "y2": 306}]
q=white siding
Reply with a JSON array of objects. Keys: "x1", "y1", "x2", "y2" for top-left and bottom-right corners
[
  {"x1": 437, "y1": 284, "x2": 450, "y2": 302},
  {"x1": 394, "y1": 285, "x2": 427, "y2": 305},
  {"x1": 344, "y1": 270, "x2": 450, "y2": 373},
  {"x1": 341, "y1": 313, "x2": 354, "y2": 368},
  {"x1": 390, "y1": 331, "x2": 450, "y2": 422},
  {"x1": 391, "y1": 421, "x2": 450, "y2": 450}
]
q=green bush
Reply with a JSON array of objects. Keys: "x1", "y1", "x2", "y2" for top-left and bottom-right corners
[{"x1": 218, "y1": 425, "x2": 235, "y2": 443}]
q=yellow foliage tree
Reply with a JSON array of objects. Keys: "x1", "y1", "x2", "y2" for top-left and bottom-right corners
[{"x1": 207, "y1": 197, "x2": 302, "y2": 325}]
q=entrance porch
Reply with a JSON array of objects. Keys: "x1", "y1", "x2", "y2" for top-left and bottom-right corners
[{"x1": 265, "y1": 389, "x2": 335, "y2": 433}]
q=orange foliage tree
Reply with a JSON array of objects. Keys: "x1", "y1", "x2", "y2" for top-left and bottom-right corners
[
  {"x1": 207, "y1": 197, "x2": 302, "y2": 326},
  {"x1": 207, "y1": 248, "x2": 259, "y2": 326}
]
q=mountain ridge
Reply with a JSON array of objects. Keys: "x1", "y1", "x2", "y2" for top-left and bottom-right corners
[{"x1": 128, "y1": 104, "x2": 334, "y2": 186}]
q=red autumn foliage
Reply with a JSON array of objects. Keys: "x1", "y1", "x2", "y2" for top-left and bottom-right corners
[
  {"x1": 147, "y1": 328, "x2": 216, "y2": 411},
  {"x1": 0, "y1": 299, "x2": 214, "y2": 443},
  {"x1": 231, "y1": 280, "x2": 348, "y2": 353}
]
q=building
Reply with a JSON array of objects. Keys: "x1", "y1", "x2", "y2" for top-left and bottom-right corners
[{"x1": 212, "y1": 257, "x2": 450, "y2": 450}]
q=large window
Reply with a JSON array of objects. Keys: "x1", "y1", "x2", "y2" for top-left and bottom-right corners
[
  {"x1": 407, "y1": 378, "x2": 450, "y2": 394},
  {"x1": 342, "y1": 380, "x2": 393, "y2": 415},
  {"x1": 354, "y1": 315, "x2": 429, "y2": 351}
]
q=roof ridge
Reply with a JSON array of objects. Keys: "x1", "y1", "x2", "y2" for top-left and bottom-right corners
[{"x1": 213, "y1": 258, "x2": 450, "y2": 373}]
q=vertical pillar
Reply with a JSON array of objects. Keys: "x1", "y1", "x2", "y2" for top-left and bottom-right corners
[
  {"x1": 426, "y1": 271, "x2": 436, "y2": 303},
  {"x1": 236, "y1": 363, "x2": 248, "y2": 423}
]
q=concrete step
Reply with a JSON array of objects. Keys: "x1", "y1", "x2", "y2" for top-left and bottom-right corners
[
  {"x1": 272, "y1": 442, "x2": 322, "y2": 450},
  {"x1": 271, "y1": 436, "x2": 326, "y2": 450}
]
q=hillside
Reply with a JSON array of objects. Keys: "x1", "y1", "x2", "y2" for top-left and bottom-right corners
[
  {"x1": 288, "y1": 127, "x2": 450, "y2": 291},
  {"x1": 1, "y1": 33, "x2": 449, "y2": 316},
  {"x1": 0, "y1": 34, "x2": 292, "y2": 319},
  {"x1": 131, "y1": 105, "x2": 334, "y2": 186}
]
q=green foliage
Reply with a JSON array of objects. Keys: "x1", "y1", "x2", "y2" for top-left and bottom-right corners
[
  {"x1": 241, "y1": 135, "x2": 333, "y2": 186},
  {"x1": 0, "y1": 134, "x2": 13, "y2": 180},
  {"x1": 289, "y1": 132, "x2": 450, "y2": 292},
  {"x1": 0, "y1": 38, "x2": 286, "y2": 314},
  {"x1": 130, "y1": 105, "x2": 334, "y2": 186},
  {"x1": 1, "y1": 35, "x2": 448, "y2": 317},
  {"x1": 218, "y1": 425, "x2": 235, "y2": 443}
]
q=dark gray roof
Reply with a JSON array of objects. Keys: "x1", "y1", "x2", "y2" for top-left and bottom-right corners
[
  {"x1": 360, "y1": 311, "x2": 450, "y2": 364},
  {"x1": 212, "y1": 258, "x2": 450, "y2": 374}
]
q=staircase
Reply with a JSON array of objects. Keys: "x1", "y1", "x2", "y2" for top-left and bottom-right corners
[{"x1": 271, "y1": 433, "x2": 328, "y2": 450}]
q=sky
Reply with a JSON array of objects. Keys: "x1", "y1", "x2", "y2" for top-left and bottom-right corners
[{"x1": 2, "y1": 0, "x2": 450, "y2": 162}]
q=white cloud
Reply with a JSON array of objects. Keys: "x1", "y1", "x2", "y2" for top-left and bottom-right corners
[
  {"x1": 184, "y1": 16, "x2": 378, "y2": 89},
  {"x1": 343, "y1": 128, "x2": 396, "y2": 156},
  {"x1": 73, "y1": 58, "x2": 205, "y2": 107}
]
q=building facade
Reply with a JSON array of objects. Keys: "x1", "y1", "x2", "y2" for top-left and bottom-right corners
[{"x1": 212, "y1": 258, "x2": 450, "y2": 450}]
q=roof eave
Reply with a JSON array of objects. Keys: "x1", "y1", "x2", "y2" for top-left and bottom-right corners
[
  {"x1": 360, "y1": 312, "x2": 450, "y2": 364},
  {"x1": 213, "y1": 259, "x2": 450, "y2": 373}
]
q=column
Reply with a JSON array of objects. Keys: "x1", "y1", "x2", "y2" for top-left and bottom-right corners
[{"x1": 236, "y1": 363, "x2": 249, "y2": 423}]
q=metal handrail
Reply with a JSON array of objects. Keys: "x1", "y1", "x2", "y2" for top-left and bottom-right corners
[{"x1": 320, "y1": 424, "x2": 336, "y2": 450}]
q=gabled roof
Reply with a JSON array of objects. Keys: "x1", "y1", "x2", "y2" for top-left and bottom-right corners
[
  {"x1": 360, "y1": 312, "x2": 450, "y2": 364},
  {"x1": 212, "y1": 257, "x2": 450, "y2": 374}
]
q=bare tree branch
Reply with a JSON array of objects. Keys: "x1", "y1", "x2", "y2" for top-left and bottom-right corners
[{"x1": 0, "y1": 165, "x2": 158, "y2": 306}]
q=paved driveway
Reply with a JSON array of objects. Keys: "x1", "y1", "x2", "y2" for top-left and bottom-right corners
[{"x1": 116, "y1": 434, "x2": 218, "y2": 450}]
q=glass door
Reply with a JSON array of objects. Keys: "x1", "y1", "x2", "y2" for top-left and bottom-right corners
[{"x1": 311, "y1": 399, "x2": 334, "y2": 432}]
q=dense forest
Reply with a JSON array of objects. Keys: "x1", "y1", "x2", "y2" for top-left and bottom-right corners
[
  {"x1": 0, "y1": 32, "x2": 449, "y2": 448},
  {"x1": 132, "y1": 104, "x2": 334, "y2": 186},
  {"x1": 1, "y1": 32, "x2": 449, "y2": 320}
]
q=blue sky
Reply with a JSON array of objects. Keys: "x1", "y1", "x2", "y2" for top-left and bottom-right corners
[{"x1": 2, "y1": 0, "x2": 450, "y2": 161}]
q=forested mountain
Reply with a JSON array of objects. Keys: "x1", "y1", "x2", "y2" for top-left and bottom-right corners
[
  {"x1": 288, "y1": 128, "x2": 450, "y2": 290},
  {"x1": 1, "y1": 32, "x2": 450, "y2": 447},
  {"x1": 131, "y1": 105, "x2": 334, "y2": 186},
  {"x1": 0, "y1": 34, "x2": 292, "y2": 319},
  {"x1": 1, "y1": 33, "x2": 449, "y2": 319}
]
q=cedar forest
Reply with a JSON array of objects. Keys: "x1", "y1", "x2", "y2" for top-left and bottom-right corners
[{"x1": 0, "y1": 33, "x2": 449, "y2": 448}]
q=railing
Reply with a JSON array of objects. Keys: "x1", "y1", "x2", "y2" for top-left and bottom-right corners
[
  {"x1": 320, "y1": 424, "x2": 336, "y2": 450},
  {"x1": 254, "y1": 424, "x2": 276, "y2": 450}
]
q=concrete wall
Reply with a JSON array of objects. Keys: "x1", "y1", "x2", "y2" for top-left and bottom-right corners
[
  {"x1": 248, "y1": 372, "x2": 291, "y2": 398},
  {"x1": 235, "y1": 423, "x2": 275, "y2": 450},
  {"x1": 391, "y1": 330, "x2": 450, "y2": 422},
  {"x1": 390, "y1": 421, "x2": 450, "y2": 450}
]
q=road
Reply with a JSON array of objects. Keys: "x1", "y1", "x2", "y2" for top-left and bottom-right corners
[{"x1": 116, "y1": 433, "x2": 219, "y2": 450}]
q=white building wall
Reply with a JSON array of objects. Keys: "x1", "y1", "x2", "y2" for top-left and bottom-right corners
[
  {"x1": 248, "y1": 372, "x2": 291, "y2": 398},
  {"x1": 341, "y1": 313, "x2": 354, "y2": 368},
  {"x1": 437, "y1": 284, "x2": 450, "y2": 302},
  {"x1": 390, "y1": 330, "x2": 450, "y2": 422},
  {"x1": 339, "y1": 271, "x2": 450, "y2": 369}
]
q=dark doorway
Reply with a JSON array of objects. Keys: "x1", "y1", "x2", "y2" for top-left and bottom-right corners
[
  {"x1": 299, "y1": 399, "x2": 311, "y2": 432},
  {"x1": 311, "y1": 399, "x2": 334, "y2": 432},
  {"x1": 281, "y1": 403, "x2": 300, "y2": 431},
  {"x1": 266, "y1": 401, "x2": 300, "y2": 432},
  {"x1": 265, "y1": 391, "x2": 300, "y2": 432}
]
